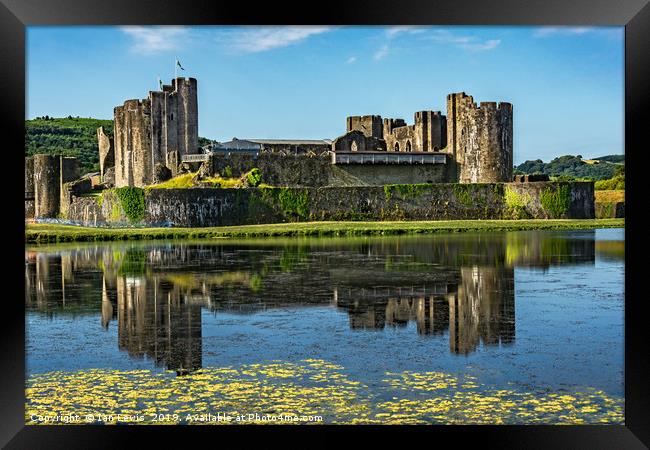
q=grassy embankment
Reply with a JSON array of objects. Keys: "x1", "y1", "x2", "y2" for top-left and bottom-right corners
[{"x1": 25, "y1": 219, "x2": 624, "y2": 244}]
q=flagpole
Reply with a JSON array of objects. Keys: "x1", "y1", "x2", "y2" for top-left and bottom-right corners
[{"x1": 174, "y1": 57, "x2": 177, "y2": 91}]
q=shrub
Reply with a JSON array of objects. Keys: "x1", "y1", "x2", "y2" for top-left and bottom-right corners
[
  {"x1": 595, "y1": 175, "x2": 624, "y2": 191},
  {"x1": 246, "y1": 168, "x2": 262, "y2": 187}
]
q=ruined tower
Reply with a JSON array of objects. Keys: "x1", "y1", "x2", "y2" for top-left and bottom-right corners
[
  {"x1": 31, "y1": 154, "x2": 79, "y2": 218},
  {"x1": 114, "y1": 77, "x2": 199, "y2": 187},
  {"x1": 97, "y1": 126, "x2": 114, "y2": 180},
  {"x1": 446, "y1": 92, "x2": 513, "y2": 183},
  {"x1": 346, "y1": 115, "x2": 383, "y2": 139}
]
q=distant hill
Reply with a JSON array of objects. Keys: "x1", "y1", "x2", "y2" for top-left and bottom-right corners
[
  {"x1": 514, "y1": 154, "x2": 624, "y2": 180},
  {"x1": 26, "y1": 116, "x2": 215, "y2": 175},
  {"x1": 26, "y1": 117, "x2": 113, "y2": 174},
  {"x1": 592, "y1": 154, "x2": 625, "y2": 164}
]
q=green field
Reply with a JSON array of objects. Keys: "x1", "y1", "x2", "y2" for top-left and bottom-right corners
[{"x1": 25, "y1": 219, "x2": 624, "y2": 244}]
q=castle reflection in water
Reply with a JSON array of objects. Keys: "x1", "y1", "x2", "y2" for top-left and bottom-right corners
[{"x1": 26, "y1": 231, "x2": 608, "y2": 373}]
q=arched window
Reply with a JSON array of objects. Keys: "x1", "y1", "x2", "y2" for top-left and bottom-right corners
[
  {"x1": 406, "y1": 141, "x2": 411, "y2": 152},
  {"x1": 351, "y1": 140, "x2": 358, "y2": 152},
  {"x1": 394, "y1": 142, "x2": 400, "y2": 152}
]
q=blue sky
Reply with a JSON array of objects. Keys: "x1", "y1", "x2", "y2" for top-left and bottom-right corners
[{"x1": 27, "y1": 26, "x2": 624, "y2": 164}]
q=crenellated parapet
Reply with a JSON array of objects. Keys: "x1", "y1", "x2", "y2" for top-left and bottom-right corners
[{"x1": 346, "y1": 115, "x2": 383, "y2": 139}]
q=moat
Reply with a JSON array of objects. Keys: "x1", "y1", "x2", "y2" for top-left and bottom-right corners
[{"x1": 25, "y1": 228, "x2": 624, "y2": 424}]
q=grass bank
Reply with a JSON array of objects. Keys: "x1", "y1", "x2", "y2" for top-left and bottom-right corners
[{"x1": 25, "y1": 219, "x2": 624, "y2": 244}]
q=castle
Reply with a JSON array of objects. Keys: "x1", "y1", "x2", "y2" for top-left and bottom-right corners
[
  {"x1": 25, "y1": 76, "x2": 595, "y2": 225},
  {"x1": 93, "y1": 77, "x2": 513, "y2": 188}
]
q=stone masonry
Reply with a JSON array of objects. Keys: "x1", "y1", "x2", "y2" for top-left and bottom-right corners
[
  {"x1": 447, "y1": 92, "x2": 513, "y2": 183},
  {"x1": 113, "y1": 77, "x2": 198, "y2": 187},
  {"x1": 97, "y1": 126, "x2": 114, "y2": 180},
  {"x1": 332, "y1": 92, "x2": 511, "y2": 184}
]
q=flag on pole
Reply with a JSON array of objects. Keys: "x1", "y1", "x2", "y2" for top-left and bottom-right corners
[
  {"x1": 176, "y1": 59, "x2": 185, "y2": 71},
  {"x1": 158, "y1": 76, "x2": 163, "y2": 90}
]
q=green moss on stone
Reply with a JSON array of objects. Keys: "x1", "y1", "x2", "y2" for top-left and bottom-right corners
[
  {"x1": 114, "y1": 187, "x2": 145, "y2": 223},
  {"x1": 504, "y1": 186, "x2": 533, "y2": 219},
  {"x1": 540, "y1": 184, "x2": 571, "y2": 218},
  {"x1": 110, "y1": 202, "x2": 121, "y2": 221},
  {"x1": 384, "y1": 183, "x2": 431, "y2": 201},
  {"x1": 452, "y1": 184, "x2": 473, "y2": 206},
  {"x1": 259, "y1": 187, "x2": 310, "y2": 220}
]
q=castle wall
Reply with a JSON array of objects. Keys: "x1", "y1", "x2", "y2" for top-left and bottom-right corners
[
  {"x1": 97, "y1": 126, "x2": 114, "y2": 179},
  {"x1": 65, "y1": 182, "x2": 594, "y2": 227},
  {"x1": 33, "y1": 154, "x2": 60, "y2": 218},
  {"x1": 384, "y1": 124, "x2": 416, "y2": 152},
  {"x1": 380, "y1": 111, "x2": 446, "y2": 153},
  {"x1": 60, "y1": 157, "x2": 79, "y2": 184},
  {"x1": 414, "y1": 111, "x2": 447, "y2": 152},
  {"x1": 347, "y1": 115, "x2": 383, "y2": 138},
  {"x1": 163, "y1": 85, "x2": 179, "y2": 157},
  {"x1": 149, "y1": 91, "x2": 166, "y2": 173},
  {"x1": 447, "y1": 93, "x2": 513, "y2": 183},
  {"x1": 207, "y1": 152, "x2": 448, "y2": 186},
  {"x1": 330, "y1": 164, "x2": 448, "y2": 185},
  {"x1": 60, "y1": 177, "x2": 92, "y2": 218},
  {"x1": 505, "y1": 181, "x2": 594, "y2": 219},
  {"x1": 332, "y1": 130, "x2": 386, "y2": 152}
]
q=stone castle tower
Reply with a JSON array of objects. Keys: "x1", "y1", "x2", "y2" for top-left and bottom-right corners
[
  {"x1": 447, "y1": 92, "x2": 513, "y2": 183},
  {"x1": 114, "y1": 77, "x2": 198, "y2": 187}
]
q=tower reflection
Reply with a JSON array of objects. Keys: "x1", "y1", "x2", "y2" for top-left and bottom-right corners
[{"x1": 26, "y1": 230, "x2": 601, "y2": 371}]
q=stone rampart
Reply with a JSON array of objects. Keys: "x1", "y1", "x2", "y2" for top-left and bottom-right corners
[{"x1": 65, "y1": 181, "x2": 595, "y2": 227}]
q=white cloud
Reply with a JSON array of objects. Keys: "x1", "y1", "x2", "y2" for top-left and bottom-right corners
[
  {"x1": 533, "y1": 27, "x2": 593, "y2": 38},
  {"x1": 374, "y1": 44, "x2": 389, "y2": 60},
  {"x1": 226, "y1": 26, "x2": 332, "y2": 53},
  {"x1": 533, "y1": 26, "x2": 623, "y2": 39},
  {"x1": 460, "y1": 39, "x2": 501, "y2": 51},
  {"x1": 346, "y1": 56, "x2": 357, "y2": 64},
  {"x1": 120, "y1": 26, "x2": 188, "y2": 54},
  {"x1": 385, "y1": 26, "x2": 427, "y2": 39},
  {"x1": 426, "y1": 29, "x2": 501, "y2": 52}
]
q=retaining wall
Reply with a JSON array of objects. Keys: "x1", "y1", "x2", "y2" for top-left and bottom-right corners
[{"x1": 65, "y1": 181, "x2": 595, "y2": 227}]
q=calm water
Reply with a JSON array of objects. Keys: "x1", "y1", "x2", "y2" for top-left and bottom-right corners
[{"x1": 25, "y1": 228, "x2": 624, "y2": 424}]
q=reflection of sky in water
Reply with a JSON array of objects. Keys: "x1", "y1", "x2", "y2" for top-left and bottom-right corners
[{"x1": 25, "y1": 228, "x2": 624, "y2": 400}]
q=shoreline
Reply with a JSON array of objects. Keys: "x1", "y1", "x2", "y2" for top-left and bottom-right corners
[{"x1": 25, "y1": 219, "x2": 624, "y2": 244}]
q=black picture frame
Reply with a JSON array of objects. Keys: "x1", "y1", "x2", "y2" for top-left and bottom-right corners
[{"x1": 3, "y1": 0, "x2": 648, "y2": 447}]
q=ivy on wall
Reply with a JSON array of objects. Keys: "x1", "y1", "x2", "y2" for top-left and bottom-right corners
[
  {"x1": 539, "y1": 184, "x2": 571, "y2": 219},
  {"x1": 259, "y1": 187, "x2": 310, "y2": 220},
  {"x1": 114, "y1": 187, "x2": 145, "y2": 223}
]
